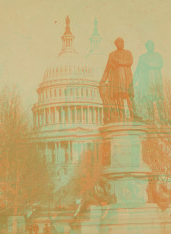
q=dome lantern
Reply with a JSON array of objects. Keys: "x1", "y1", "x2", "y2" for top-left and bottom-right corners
[
  {"x1": 59, "y1": 16, "x2": 77, "y2": 56},
  {"x1": 89, "y1": 17, "x2": 102, "y2": 53}
]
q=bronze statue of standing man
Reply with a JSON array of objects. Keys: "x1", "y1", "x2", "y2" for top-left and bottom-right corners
[
  {"x1": 134, "y1": 40, "x2": 166, "y2": 123},
  {"x1": 99, "y1": 37, "x2": 137, "y2": 123}
]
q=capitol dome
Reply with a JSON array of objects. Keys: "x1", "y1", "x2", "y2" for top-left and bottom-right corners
[
  {"x1": 43, "y1": 53, "x2": 94, "y2": 83},
  {"x1": 42, "y1": 16, "x2": 96, "y2": 84},
  {"x1": 32, "y1": 16, "x2": 103, "y2": 133}
]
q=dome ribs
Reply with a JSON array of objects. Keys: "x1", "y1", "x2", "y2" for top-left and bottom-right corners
[{"x1": 43, "y1": 61, "x2": 97, "y2": 82}]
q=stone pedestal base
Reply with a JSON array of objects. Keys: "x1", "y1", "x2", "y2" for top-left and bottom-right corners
[
  {"x1": 76, "y1": 204, "x2": 171, "y2": 234},
  {"x1": 31, "y1": 205, "x2": 171, "y2": 234},
  {"x1": 100, "y1": 122, "x2": 150, "y2": 208}
]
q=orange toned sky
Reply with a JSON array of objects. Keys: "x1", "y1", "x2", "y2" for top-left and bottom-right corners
[{"x1": 0, "y1": 0, "x2": 171, "y2": 108}]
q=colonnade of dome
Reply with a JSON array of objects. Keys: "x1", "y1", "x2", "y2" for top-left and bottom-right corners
[
  {"x1": 33, "y1": 105, "x2": 103, "y2": 127},
  {"x1": 33, "y1": 81, "x2": 103, "y2": 128}
]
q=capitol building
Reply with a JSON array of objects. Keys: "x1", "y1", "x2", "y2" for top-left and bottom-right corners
[{"x1": 32, "y1": 16, "x2": 106, "y2": 190}]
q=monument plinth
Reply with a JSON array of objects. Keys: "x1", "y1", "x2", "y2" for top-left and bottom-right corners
[{"x1": 100, "y1": 121, "x2": 151, "y2": 208}]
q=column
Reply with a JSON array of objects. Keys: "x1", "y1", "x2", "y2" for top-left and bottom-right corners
[
  {"x1": 50, "y1": 108, "x2": 52, "y2": 124},
  {"x1": 68, "y1": 106, "x2": 71, "y2": 123},
  {"x1": 96, "y1": 142, "x2": 99, "y2": 163},
  {"x1": 96, "y1": 107, "x2": 98, "y2": 123},
  {"x1": 44, "y1": 142, "x2": 48, "y2": 163},
  {"x1": 58, "y1": 108, "x2": 61, "y2": 123},
  {"x1": 38, "y1": 110, "x2": 40, "y2": 126},
  {"x1": 36, "y1": 143, "x2": 39, "y2": 153},
  {"x1": 68, "y1": 141, "x2": 71, "y2": 162},
  {"x1": 40, "y1": 110, "x2": 42, "y2": 126},
  {"x1": 81, "y1": 106, "x2": 83, "y2": 123},
  {"x1": 37, "y1": 110, "x2": 41, "y2": 126},
  {"x1": 78, "y1": 106, "x2": 81, "y2": 123},
  {"x1": 58, "y1": 142, "x2": 61, "y2": 163},
  {"x1": 47, "y1": 108, "x2": 49, "y2": 124},
  {"x1": 88, "y1": 106, "x2": 90, "y2": 123},
  {"x1": 93, "y1": 107, "x2": 95, "y2": 123},
  {"x1": 75, "y1": 106, "x2": 77, "y2": 124},
  {"x1": 98, "y1": 107, "x2": 100, "y2": 124},
  {"x1": 55, "y1": 142, "x2": 58, "y2": 163},
  {"x1": 43, "y1": 108, "x2": 46, "y2": 125},
  {"x1": 52, "y1": 107, "x2": 55, "y2": 124},
  {"x1": 58, "y1": 108, "x2": 60, "y2": 123},
  {"x1": 56, "y1": 107, "x2": 59, "y2": 123},
  {"x1": 85, "y1": 107, "x2": 88, "y2": 123},
  {"x1": 101, "y1": 107, "x2": 103, "y2": 123},
  {"x1": 63, "y1": 107, "x2": 66, "y2": 124},
  {"x1": 94, "y1": 142, "x2": 97, "y2": 164},
  {"x1": 61, "y1": 107, "x2": 63, "y2": 123},
  {"x1": 88, "y1": 88, "x2": 91, "y2": 98},
  {"x1": 36, "y1": 111, "x2": 38, "y2": 127},
  {"x1": 90, "y1": 106, "x2": 92, "y2": 123},
  {"x1": 81, "y1": 143, "x2": 84, "y2": 165},
  {"x1": 33, "y1": 112, "x2": 36, "y2": 127},
  {"x1": 43, "y1": 110, "x2": 44, "y2": 125},
  {"x1": 72, "y1": 141, "x2": 78, "y2": 163},
  {"x1": 54, "y1": 107, "x2": 57, "y2": 123}
]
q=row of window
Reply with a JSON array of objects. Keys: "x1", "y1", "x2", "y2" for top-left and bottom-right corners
[
  {"x1": 40, "y1": 142, "x2": 100, "y2": 167},
  {"x1": 38, "y1": 87, "x2": 99, "y2": 102}
]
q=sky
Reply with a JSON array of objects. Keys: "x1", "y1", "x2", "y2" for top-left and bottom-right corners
[{"x1": 0, "y1": 0, "x2": 171, "y2": 110}]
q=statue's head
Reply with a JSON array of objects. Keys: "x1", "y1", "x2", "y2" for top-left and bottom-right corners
[
  {"x1": 145, "y1": 40, "x2": 155, "y2": 52},
  {"x1": 115, "y1": 37, "x2": 124, "y2": 50}
]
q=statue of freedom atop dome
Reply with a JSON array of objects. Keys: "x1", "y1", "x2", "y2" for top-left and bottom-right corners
[
  {"x1": 99, "y1": 37, "x2": 137, "y2": 123},
  {"x1": 134, "y1": 40, "x2": 166, "y2": 123}
]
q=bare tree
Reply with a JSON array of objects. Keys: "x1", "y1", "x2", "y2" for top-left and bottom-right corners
[{"x1": 0, "y1": 86, "x2": 50, "y2": 233}]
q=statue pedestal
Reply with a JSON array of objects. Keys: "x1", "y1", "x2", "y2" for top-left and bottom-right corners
[
  {"x1": 100, "y1": 122, "x2": 150, "y2": 208},
  {"x1": 100, "y1": 122, "x2": 150, "y2": 173}
]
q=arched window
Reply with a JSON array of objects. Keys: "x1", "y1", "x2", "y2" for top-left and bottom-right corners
[
  {"x1": 91, "y1": 89, "x2": 94, "y2": 97},
  {"x1": 81, "y1": 88, "x2": 83, "y2": 98},
  {"x1": 86, "y1": 88, "x2": 88, "y2": 97},
  {"x1": 64, "y1": 88, "x2": 67, "y2": 96}
]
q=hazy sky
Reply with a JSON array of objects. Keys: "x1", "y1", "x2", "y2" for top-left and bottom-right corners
[{"x1": 0, "y1": 0, "x2": 171, "y2": 109}]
